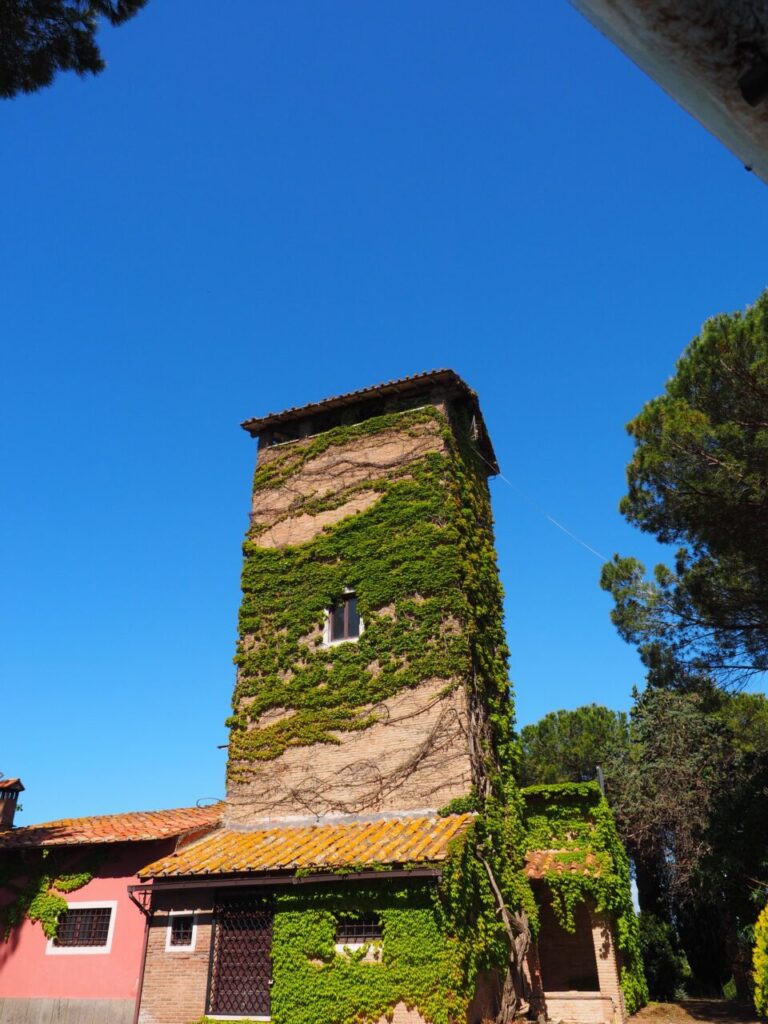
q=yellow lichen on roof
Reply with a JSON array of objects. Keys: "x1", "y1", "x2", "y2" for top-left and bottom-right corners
[{"x1": 140, "y1": 813, "x2": 475, "y2": 878}]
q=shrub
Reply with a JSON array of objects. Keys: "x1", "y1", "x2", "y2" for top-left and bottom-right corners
[{"x1": 754, "y1": 903, "x2": 768, "y2": 1015}]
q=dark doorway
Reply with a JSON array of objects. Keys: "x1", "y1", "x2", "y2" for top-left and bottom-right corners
[
  {"x1": 207, "y1": 898, "x2": 274, "y2": 1016},
  {"x1": 537, "y1": 892, "x2": 599, "y2": 991}
]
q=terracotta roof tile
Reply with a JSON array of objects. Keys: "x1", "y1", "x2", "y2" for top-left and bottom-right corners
[
  {"x1": 0, "y1": 778, "x2": 24, "y2": 791},
  {"x1": 524, "y1": 849, "x2": 603, "y2": 880},
  {"x1": 140, "y1": 813, "x2": 475, "y2": 878},
  {"x1": 0, "y1": 804, "x2": 223, "y2": 849}
]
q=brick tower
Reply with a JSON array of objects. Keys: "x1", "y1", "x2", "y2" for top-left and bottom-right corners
[{"x1": 224, "y1": 370, "x2": 514, "y2": 826}]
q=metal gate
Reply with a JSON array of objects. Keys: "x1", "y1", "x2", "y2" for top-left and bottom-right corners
[{"x1": 207, "y1": 898, "x2": 273, "y2": 1017}]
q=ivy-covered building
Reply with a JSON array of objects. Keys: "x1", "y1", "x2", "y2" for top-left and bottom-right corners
[
  {"x1": 0, "y1": 371, "x2": 645, "y2": 1024},
  {"x1": 132, "y1": 371, "x2": 645, "y2": 1024}
]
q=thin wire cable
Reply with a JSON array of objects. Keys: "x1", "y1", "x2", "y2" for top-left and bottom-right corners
[{"x1": 472, "y1": 443, "x2": 607, "y2": 562}]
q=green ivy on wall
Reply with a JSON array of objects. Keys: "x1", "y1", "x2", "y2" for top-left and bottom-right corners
[
  {"x1": 218, "y1": 400, "x2": 537, "y2": 1020},
  {"x1": 0, "y1": 848, "x2": 97, "y2": 939},
  {"x1": 194, "y1": 864, "x2": 514, "y2": 1024},
  {"x1": 219, "y1": 401, "x2": 644, "y2": 1021},
  {"x1": 228, "y1": 404, "x2": 515, "y2": 790},
  {"x1": 522, "y1": 781, "x2": 648, "y2": 1014}
]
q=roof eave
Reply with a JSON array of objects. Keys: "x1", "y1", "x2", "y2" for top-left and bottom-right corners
[{"x1": 240, "y1": 369, "x2": 499, "y2": 475}]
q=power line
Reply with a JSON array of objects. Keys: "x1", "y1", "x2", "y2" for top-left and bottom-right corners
[{"x1": 473, "y1": 445, "x2": 608, "y2": 562}]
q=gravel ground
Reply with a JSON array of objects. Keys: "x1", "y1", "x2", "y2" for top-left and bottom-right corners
[{"x1": 631, "y1": 1000, "x2": 760, "y2": 1024}]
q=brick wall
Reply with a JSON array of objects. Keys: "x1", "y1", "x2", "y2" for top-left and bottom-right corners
[
  {"x1": 138, "y1": 893, "x2": 213, "y2": 1024},
  {"x1": 591, "y1": 909, "x2": 626, "y2": 1024},
  {"x1": 226, "y1": 406, "x2": 478, "y2": 823}
]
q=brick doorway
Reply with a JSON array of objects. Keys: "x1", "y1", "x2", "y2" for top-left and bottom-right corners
[{"x1": 538, "y1": 895, "x2": 599, "y2": 991}]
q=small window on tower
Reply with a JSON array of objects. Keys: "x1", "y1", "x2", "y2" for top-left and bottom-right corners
[{"x1": 326, "y1": 592, "x2": 362, "y2": 644}]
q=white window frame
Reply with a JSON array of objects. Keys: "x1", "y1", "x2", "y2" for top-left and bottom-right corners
[
  {"x1": 165, "y1": 910, "x2": 198, "y2": 953},
  {"x1": 46, "y1": 900, "x2": 117, "y2": 956},
  {"x1": 322, "y1": 589, "x2": 364, "y2": 647},
  {"x1": 334, "y1": 939, "x2": 382, "y2": 956}
]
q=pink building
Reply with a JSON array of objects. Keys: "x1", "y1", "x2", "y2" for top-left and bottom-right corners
[{"x1": 0, "y1": 790, "x2": 220, "y2": 1024}]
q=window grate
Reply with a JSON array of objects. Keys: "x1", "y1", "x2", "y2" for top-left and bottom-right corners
[
  {"x1": 208, "y1": 899, "x2": 273, "y2": 1017},
  {"x1": 169, "y1": 914, "x2": 194, "y2": 947},
  {"x1": 336, "y1": 913, "x2": 382, "y2": 944},
  {"x1": 54, "y1": 907, "x2": 112, "y2": 947}
]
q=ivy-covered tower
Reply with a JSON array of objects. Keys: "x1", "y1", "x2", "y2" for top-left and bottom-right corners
[
  {"x1": 225, "y1": 370, "x2": 517, "y2": 825},
  {"x1": 133, "y1": 371, "x2": 643, "y2": 1024}
]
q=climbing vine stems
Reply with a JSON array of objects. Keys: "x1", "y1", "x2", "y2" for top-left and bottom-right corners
[{"x1": 0, "y1": 848, "x2": 97, "y2": 940}]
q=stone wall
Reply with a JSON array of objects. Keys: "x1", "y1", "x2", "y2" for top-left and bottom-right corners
[{"x1": 0, "y1": 1000, "x2": 133, "y2": 1024}]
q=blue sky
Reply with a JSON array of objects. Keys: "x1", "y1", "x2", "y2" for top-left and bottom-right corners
[{"x1": 2, "y1": 1, "x2": 766, "y2": 825}]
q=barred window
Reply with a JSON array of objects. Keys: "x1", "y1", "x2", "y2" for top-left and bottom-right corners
[
  {"x1": 54, "y1": 907, "x2": 112, "y2": 948},
  {"x1": 335, "y1": 913, "x2": 382, "y2": 945},
  {"x1": 168, "y1": 914, "x2": 195, "y2": 949}
]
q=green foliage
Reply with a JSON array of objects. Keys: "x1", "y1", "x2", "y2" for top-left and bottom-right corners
[
  {"x1": 637, "y1": 913, "x2": 690, "y2": 1000},
  {"x1": 601, "y1": 289, "x2": 768, "y2": 690},
  {"x1": 521, "y1": 782, "x2": 648, "y2": 1014},
  {"x1": 0, "y1": 1, "x2": 149, "y2": 99},
  {"x1": 754, "y1": 903, "x2": 768, "y2": 1015},
  {"x1": 229, "y1": 405, "x2": 515, "y2": 794},
  {"x1": 518, "y1": 704, "x2": 629, "y2": 786},
  {"x1": 604, "y1": 687, "x2": 768, "y2": 998},
  {"x1": 437, "y1": 793, "x2": 480, "y2": 817},
  {"x1": 197, "y1": 862, "x2": 520, "y2": 1024},
  {"x1": 222, "y1": 401, "x2": 538, "y2": 1020},
  {"x1": 270, "y1": 881, "x2": 458, "y2": 1024},
  {"x1": 0, "y1": 848, "x2": 97, "y2": 940}
]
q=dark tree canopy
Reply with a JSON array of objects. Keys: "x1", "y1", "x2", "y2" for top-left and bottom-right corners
[
  {"x1": 518, "y1": 703, "x2": 629, "y2": 787},
  {"x1": 605, "y1": 687, "x2": 768, "y2": 998},
  {"x1": 601, "y1": 291, "x2": 768, "y2": 690},
  {"x1": 0, "y1": 0, "x2": 147, "y2": 98}
]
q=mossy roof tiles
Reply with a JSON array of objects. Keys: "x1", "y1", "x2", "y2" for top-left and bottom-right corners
[
  {"x1": 139, "y1": 813, "x2": 476, "y2": 878},
  {"x1": 524, "y1": 849, "x2": 602, "y2": 879}
]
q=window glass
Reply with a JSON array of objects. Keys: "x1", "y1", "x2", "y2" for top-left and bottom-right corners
[
  {"x1": 329, "y1": 593, "x2": 361, "y2": 642},
  {"x1": 331, "y1": 601, "x2": 346, "y2": 640},
  {"x1": 346, "y1": 596, "x2": 360, "y2": 638}
]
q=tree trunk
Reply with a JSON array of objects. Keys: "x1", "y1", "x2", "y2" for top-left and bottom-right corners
[{"x1": 479, "y1": 855, "x2": 534, "y2": 1022}]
